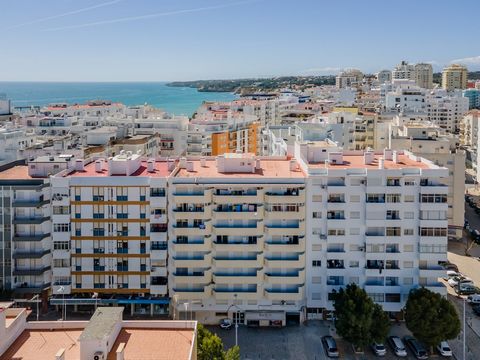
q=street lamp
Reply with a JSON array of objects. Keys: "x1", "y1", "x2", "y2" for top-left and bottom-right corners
[
  {"x1": 463, "y1": 297, "x2": 466, "y2": 360},
  {"x1": 57, "y1": 286, "x2": 65, "y2": 320},
  {"x1": 183, "y1": 302, "x2": 189, "y2": 321},
  {"x1": 227, "y1": 294, "x2": 240, "y2": 347}
]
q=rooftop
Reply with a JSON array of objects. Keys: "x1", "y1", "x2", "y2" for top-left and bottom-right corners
[
  {"x1": 0, "y1": 329, "x2": 83, "y2": 360},
  {"x1": 107, "y1": 328, "x2": 194, "y2": 360},
  {"x1": 308, "y1": 153, "x2": 431, "y2": 170},
  {"x1": 0, "y1": 166, "x2": 35, "y2": 179},
  {"x1": 79, "y1": 307, "x2": 123, "y2": 341},
  {"x1": 175, "y1": 158, "x2": 305, "y2": 179},
  {"x1": 67, "y1": 160, "x2": 172, "y2": 178}
]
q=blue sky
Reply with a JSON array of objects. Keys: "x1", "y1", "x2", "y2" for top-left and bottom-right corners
[{"x1": 0, "y1": 0, "x2": 479, "y2": 81}]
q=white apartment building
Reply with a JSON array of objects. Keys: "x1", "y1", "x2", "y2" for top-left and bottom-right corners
[
  {"x1": 0, "y1": 94, "x2": 12, "y2": 118},
  {"x1": 376, "y1": 70, "x2": 392, "y2": 84},
  {"x1": 168, "y1": 154, "x2": 307, "y2": 326},
  {"x1": 389, "y1": 120, "x2": 465, "y2": 238},
  {"x1": 295, "y1": 142, "x2": 448, "y2": 317},
  {"x1": 460, "y1": 110, "x2": 480, "y2": 180},
  {"x1": 50, "y1": 153, "x2": 171, "y2": 315},
  {"x1": 335, "y1": 69, "x2": 363, "y2": 89},
  {"x1": 0, "y1": 161, "x2": 53, "y2": 308},
  {"x1": 426, "y1": 90, "x2": 469, "y2": 132},
  {"x1": 414, "y1": 63, "x2": 433, "y2": 89},
  {"x1": 0, "y1": 127, "x2": 37, "y2": 165},
  {"x1": 385, "y1": 84, "x2": 426, "y2": 113},
  {"x1": 392, "y1": 61, "x2": 416, "y2": 81}
]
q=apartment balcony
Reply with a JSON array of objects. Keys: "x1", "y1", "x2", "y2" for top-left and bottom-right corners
[
  {"x1": 264, "y1": 253, "x2": 305, "y2": 269},
  {"x1": 12, "y1": 233, "x2": 50, "y2": 242},
  {"x1": 149, "y1": 196, "x2": 166, "y2": 208},
  {"x1": 213, "y1": 222, "x2": 263, "y2": 236},
  {"x1": 213, "y1": 289, "x2": 259, "y2": 300},
  {"x1": 53, "y1": 266, "x2": 71, "y2": 277},
  {"x1": 172, "y1": 253, "x2": 212, "y2": 268},
  {"x1": 150, "y1": 248, "x2": 167, "y2": 260},
  {"x1": 171, "y1": 206, "x2": 212, "y2": 220},
  {"x1": 170, "y1": 238, "x2": 212, "y2": 252},
  {"x1": 13, "y1": 266, "x2": 51, "y2": 276},
  {"x1": 150, "y1": 285, "x2": 168, "y2": 295},
  {"x1": 265, "y1": 189, "x2": 305, "y2": 204},
  {"x1": 419, "y1": 266, "x2": 445, "y2": 278},
  {"x1": 265, "y1": 222, "x2": 305, "y2": 236},
  {"x1": 13, "y1": 216, "x2": 50, "y2": 225},
  {"x1": 213, "y1": 238, "x2": 264, "y2": 252},
  {"x1": 264, "y1": 270, "x2": 305, "y2": 285},
  {"x1": 213, "y1": 205, "x2": 263, "y2": 220},
  {"x1": 264, "y1": 238, "x2": 304, "y2": 252},
  {"x1": 12, "y1": 249, "x2": 50, "y2": 259},
  {"x1": 173, "y1": 285, "x2": 212, "y2": 300},
  {"x1": 172, "y1": 189, "x2": 212, "y2": 204},
  {"x1": 213, "y1": 254, "x2": 263, "y2": 268},
  {"x1": 264, "y1": 208, "x2": 304, "y2": 221},
  {"x1": 12, "y1": 199, "x2": 49, "y2": 208},
  {"x1": 172, "y1": 221, "x2": 212, "y2": 236},
  {"x1": 213, "y1": 190, "x2": 264, "y2": 204},
  {"x1": 174, "y1": 269, "x2": 212, "y2": 284},
  {"x1": 14, "y1": 282, "x2": 51, "y2": 294},
  {"x1": 419, "y1": 219, "x2": 448, "y2": 228},
  {"x1": 419, "y1": 252, "x2": 448, "y2": 262},
  {"x1": 213, "y1": 271, "x2": 262, "y2": 285},
  {"x1": 150, "y1": 266, "x2": 167, "y2": 277},
  {"x1": 264, "y1": 286, "x2": 304, "y2": 301}
]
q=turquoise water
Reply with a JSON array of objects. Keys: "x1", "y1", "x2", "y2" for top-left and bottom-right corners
[{"x1": 0, "y1": 82, "x2": 237, "y2": 116}]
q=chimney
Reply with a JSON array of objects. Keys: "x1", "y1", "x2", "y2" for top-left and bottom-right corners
[
  {"x1": 186, "y1": 161, "x2": 194, "y2": 172},
  {"x1": 364, "y1": 151, "x2": 374, "y2": 165},
  {"x1": 383, "y1": 149, "x2": 393, "y2": 161},
  {"x1": 392, "y1": 151, "x2": 399, "y2": 164},
  {"x1": 55, "y1": 348, "x2": 65, "y2": 360},
  {"x1": 95, "y1": 160, "x2": 102, "y2": 173},
  {"x1": 378, "y1": 157, "x2": 384, "y2": 169},
  {"x1": 200, "y1": 157, "x2": 206, "y2": 167},
  {"x1": 75, "y1": 159, "x2": 85, "y2": 171},
  {"x1": 116, "y1": 343, "x2": 126, "y2": 360},
  {"x1": 179, "y1": 157, "x2": 187, "y2": 169},
  {"x1": 167, "y1": 159, "x2": 175, "y2": 171},
  {"x1": 289, "y1": 159, "x2": 297, "y2": 171},
  {"x1": 147, "y1": 159, "x2": 155, "y2": 173},
  {"x1": 255, "y1": 159, "x2": 261, "y2": 170}
]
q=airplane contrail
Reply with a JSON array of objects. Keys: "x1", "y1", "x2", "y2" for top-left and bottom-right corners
[
  {"x1": 42, "y1": 0, "x2": 261, "y2": 32},
  {"x1": 6, "y1": 0, "x2": 124, "y2": 30}
]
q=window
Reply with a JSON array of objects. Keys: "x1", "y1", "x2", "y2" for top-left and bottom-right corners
[
  {"x1": 404, "y1": 228, "x2": 414, "y2": 235},
  {"x1": 404, "y1": 195, "x2": 415, "y2": 202},
  {"x1": 404, "y1": 211, "x2": 414, "y2": 219},
  {"x1": 349, "y1": 261, "x2": 359, "y2": 268},
  {"x1": 53, "y1": 259, "x2": 69, "y2": 268},
  {"x1": 53, "y1": 241, "x2": 70, "y2": 250},
  {"x1": 312, "y1": 293, "x2": 322, "y2": 300},
  {"x1": 312, "y1": 211, "x2": 322, "y2": 219},
  {"x1": 386, "y1": 227, "x2": 401, "y2": 236},
  {"x1": 369, "y1": 293, "x2": 384, "y2": 302},
  {"x1": 312, "y1": 260, "x2": 321, "y2": 267},
  {"x1": 350, "y1": 211, "x2": 360, "y2": 219},
  {"x1": 53, "y1": 206, "x2": 69, "y2": 215},
  {"x1": 404, "y1": 179, "x2": 415, "y2": 186},
  {"x1": 403, "y1": 261, "x2": 414, "y2": 268},
  {"x1": 420, "y1": 227, "x2": 447, "y2": 237},
  {"x1": 312, "y1": 276, "x2": 322, "y2": 284},
  {"x1": 54, "y1": 223, "x2": 70, "y2": 232},
  {"x1": 403, "y1": 244, "x2": 414, "y2": 252},
  {"x1": 312, "y1": 244, "x2": 322, "y2": 251},
  {"x1": 150, "y1": 188, "x2": 166, "y2": 197},
  {"x1": 328, "y1": 229, "x2": 345, "y2": 236},
  {"x1": 386, "y1": 194, "x2": 401, "y2": 203},
  {"x1": 420, "y1": 194, "x2": 447, "y2": 203}
]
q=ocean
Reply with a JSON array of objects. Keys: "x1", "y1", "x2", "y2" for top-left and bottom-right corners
[{"x1": 0, "y1": 82, "x2": 237, "y2": 116}]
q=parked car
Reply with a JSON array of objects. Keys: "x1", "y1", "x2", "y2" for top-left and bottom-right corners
[
  {"x1": 437, "y1": 341, "x2": 452, "y2": 357},
  {"x1": 443, "y1": 270, "x2": 460, "y2": 280},
  {"x1": 371, "y1": 342, "x2": 387, "y2": 356},
  {"x1": 388, "y1": 336, "x2": 407, "y2": 357},
  {"x1": 448, "y1": 276, "x2": 473, "y2": 287},
  {"x1": 440, "y1": 261, "x2": 459, "y2": 272},
  {"x1": 467, "y1": 294, "x2": 480, "y2": 304},
  {"x1": 219, "y1": 318, "x2": 233, "y2": 329},
  {"x1": 472, "y1": 305, "x2": 480, "y2": 316},
  {"x1": 404, "y1": 336, "x2": 428, "y2": 359},
  {"x1": 454, "y1": 284, "x2": 480, "y2": 295},
  {"x1": 322, "y1": 336, "x2": 339, "y2": 358}
]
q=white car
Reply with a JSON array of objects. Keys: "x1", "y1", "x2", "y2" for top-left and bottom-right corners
[
  {"x1": 219, "y1": 318, "x2": 233, "y2": 329},
  {"x1": 437, "y1": 341, "x2": 452, "y2": 357},
  {"x1": 371, "y1": 342, "x2": 387, "y2": 356},
  {"x1": 448, "y1": 276, "x2": 473, "y2": 287},
  {"x1": 467, "y1": 294, "x2": 480, "y2": 304},
  {"x1": 443, "y1": 270, "x2": 460, "y2": 280}
]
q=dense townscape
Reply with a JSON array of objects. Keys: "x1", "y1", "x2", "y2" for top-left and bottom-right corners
[{"x1": 1, "y1": 61, "x2": 480, "y2": 359}]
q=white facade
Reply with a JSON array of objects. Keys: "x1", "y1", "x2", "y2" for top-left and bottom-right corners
[
  {"x1": 426, "y1": 90, "x2": 469, "y2": 132},
  {"x1": 376, "y1": 70, "x2": 392, "y2": 84},
  {"x1": 385, "y1": 84, "x2": 426, "y2": 113}
]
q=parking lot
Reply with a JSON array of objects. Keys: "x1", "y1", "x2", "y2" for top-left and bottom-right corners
[{"x1": 208, "y1": 321, "x2": 442, "y2": 360}]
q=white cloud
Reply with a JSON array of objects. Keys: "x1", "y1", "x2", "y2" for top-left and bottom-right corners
[
  {"x1": 450, "y1": 56, "x2": 480, "y2": 65},
  {"x1": 299, "y1": 67, "x2": 341, "y2": 75}
]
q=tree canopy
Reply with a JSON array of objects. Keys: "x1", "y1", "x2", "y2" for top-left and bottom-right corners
[
  {"x1": 405, "y1": 288, "x2": 461, "y2": 349},
  {"x1": 333, "y1": 283, "x2": 391, "y2": 348},
  {"x1": 197, "y1": 324, "x2": 240, "y2": 360}
]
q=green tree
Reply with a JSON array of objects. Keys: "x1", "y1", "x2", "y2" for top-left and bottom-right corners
[
  {"x1": 197, "y1": 324, "x2": 240, "y2": 360},
  {"x1": 333, "y1": 283, "x2": 391, "y2": 348},
  {"x1": 405, "y1": 288, "x2": 461, "y2": 352}
]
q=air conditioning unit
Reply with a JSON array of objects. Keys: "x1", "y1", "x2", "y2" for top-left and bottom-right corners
[{"x1": 93, "y1": 351, "x2": 105, "y2": 360}]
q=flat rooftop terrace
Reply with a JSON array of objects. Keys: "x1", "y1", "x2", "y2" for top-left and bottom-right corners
[
  {"x1": 308, "y1": 154, "x2": 431, "y2": 170},
  {"x1": 67, "y1": 161, "x2": 172, "y2": 178},
  {"x1": 0, "y1": 166, "x2": 34, "y2": 179},
  {"x1": 175, "y1": 159, "x2": 305, "y2": 179},
  {"x1": 0, "y1": 329, "x2": 83, "y2": 360}
]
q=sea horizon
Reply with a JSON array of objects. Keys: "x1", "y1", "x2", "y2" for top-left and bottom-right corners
[{"x1": 0, "y1": 81, "x2": 237, "y2": 116}]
